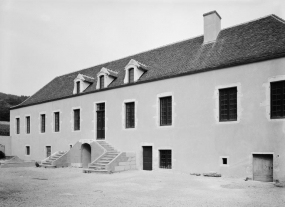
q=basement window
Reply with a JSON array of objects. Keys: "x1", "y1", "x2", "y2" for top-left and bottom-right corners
[
  {"x1": 222, "y1": 158, "x2": 227, "y2": 165},
  {"x1": 220, "y1": 156, "x2": 229, "y2": 166},
  {"x1": 26, "y1": 146, "x2": 30, "y2": 155},
  {"x1": 160, "y1": 150, "x2": 172, "y2": 169}
]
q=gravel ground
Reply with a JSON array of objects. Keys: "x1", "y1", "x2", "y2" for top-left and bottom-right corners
[{"x1": 0, "y1": 167, "x2": 284, "y2": 207}]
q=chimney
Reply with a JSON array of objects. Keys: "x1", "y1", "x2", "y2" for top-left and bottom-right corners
[{"x1": 203, "y1": 11, "x2": 221, "y2": 44}]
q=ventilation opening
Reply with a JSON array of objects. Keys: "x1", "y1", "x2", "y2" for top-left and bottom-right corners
[{"x1": 222, "y1": 158, "x2": 227, "y2": 165}]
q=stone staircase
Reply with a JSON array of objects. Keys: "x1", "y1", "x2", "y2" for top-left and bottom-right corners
[
  {"x1": 41, "y1": 151, "x2": 67, "y2": 168},
  {"x1": 86, "y1": 141, "x2": 120, "y2": 173}
]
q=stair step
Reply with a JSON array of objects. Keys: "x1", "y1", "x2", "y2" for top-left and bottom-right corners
[{"x1": 83, "y1": 169, "x2": 108, "y2": 174}]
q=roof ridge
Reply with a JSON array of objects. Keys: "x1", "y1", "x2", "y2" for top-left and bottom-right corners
[{"x1": 271, "y1": 14, "x2": 285, "y2": 24}]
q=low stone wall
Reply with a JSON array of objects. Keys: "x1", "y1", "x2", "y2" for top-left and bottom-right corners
[{"x1": 113, "y1": 152, "x2": 136, "y2": 172}]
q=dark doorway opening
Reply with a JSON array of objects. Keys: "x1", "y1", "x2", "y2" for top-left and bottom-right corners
[
  {"x1": 253, "y1": 154, "x2": 273, "y2": 182},
  {"x1": 81, "y1": 143, "x2": 91, "y2": 168},
  {"x1": 97, "y1": 103, "x2": 105, "y2": 140},
  {"x1": 143, "y1": 146, "x2": 152, "y2": 170}
]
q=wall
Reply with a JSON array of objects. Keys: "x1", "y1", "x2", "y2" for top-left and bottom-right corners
[
  {"x1": 10, "y1": 58, "x2": 285, "y2": 180},
  {"x1": 0, "y1": 136, "x2": 11, "y2": 156}
]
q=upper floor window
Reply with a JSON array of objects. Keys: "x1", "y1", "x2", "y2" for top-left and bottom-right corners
[
  {"x1": 100, "y1": 75, "x2": 104, "y2": 89},
  {"x1": 271, "y1": 80, "x2": 285, "y2": 119},
  {"x1": 219, "y1": 87, "x2": 237, "y2": 121},
  {"x1": 41, "y1": 114, "x2": 46, "y2": 133},
  {"x1": 160, "y1": 96, "x2": 172, "y2": 126},
  {"x1": 76, "y1": 81, "x2": 80, "y2": 94},
  {"x1": 26, "y1": 116, "x2": 30, "y2": 134},
  {"x1": 129, "y1": 68, "x2": 134, "y2": 83},
  {"x1": 126, "y1": 102, "x2": 135, "y2": 128},
  {"x1": 54, "y1": 112, "x2": 60, "y2": 132},
  {"x1": 74, "y1": 109, "x2": 80, "y2": 131},
  {"x1": 16, "y1": 118, "x2": 20, "y2": 134}
]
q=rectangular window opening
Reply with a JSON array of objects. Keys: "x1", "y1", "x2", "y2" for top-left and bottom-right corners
[
  {"x1": 160, "y1": 150, "x2": 172, "y2": 169},
  {"x1": 222, "y1": 158, "x2": 228, "y2": 165},
  {"x1": 219, "y1": 87, "x2": 237, "y2": 122},
  {"x1": 74, "y1": 109, "x2": 80, "y2": 131},
  {"x1": 16, "y1": 118, "x2": 20, "y2": 134},
  {"x1": 129, "y1": 68, "x2": 134, "y2": 83},
  {"x1": 126, "y1": 102, "x2": 135, "y2": 128},
  {"x1": 26, "y1": 116, "x2": 30, "y2": 134},
  {"x1": 41, "y1": 114, "x2": 46, "y2": 133},
  {"x1": 100, "y1": 76, "x2": 104, "y2": 89},
  {"x1": 26, "y1": 146, "x2": 30, "y2": 155},
  {"x1": 271, "y1": 81, "x2": 285, "y2": 119},
  {"x1": 54, "y1": 112, "x2": 60, "y2": 132},
  {"x1": 160, "y1": 96, "x2": 172, "y2": 126},
  {"x1": 46, "y1": 146, "x2": 51, "y2": 157},
  {"x1": 76, "y1": 81, "x2": 80, "y2": 94}
]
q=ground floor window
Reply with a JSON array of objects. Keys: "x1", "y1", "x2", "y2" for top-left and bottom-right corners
[
  {"x1": 26, "y1": 146, "x2": 30, "y2": 155},
  {"x1": 46, "y1": 146, "x2": 51, "y2": 157},
  {"x1": 160, "y1": 150, "x2": 172, "y2": 169}
]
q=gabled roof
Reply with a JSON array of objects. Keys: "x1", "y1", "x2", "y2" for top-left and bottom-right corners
[{"x1": 12, "y1": 15, "x2": 285, "y2": 109}]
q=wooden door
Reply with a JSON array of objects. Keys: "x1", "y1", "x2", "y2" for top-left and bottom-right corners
[
  {"x1": 253, "y1": 154, "x2": 273, "y2": 182},
  {"x1": 97, "y1": 103, "x2": 105, "y2": 139},
  {"x1": 143, "y1": 146, "x2": 152, "y2": 170},
  {"x1": 46, "y1": 146, "x2": 51, "y2": 157}
]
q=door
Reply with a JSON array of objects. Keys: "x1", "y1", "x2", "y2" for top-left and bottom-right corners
[
  {"x1": 46, "y1": 146, "x2": 51, "y2": 157},
  {"x1": 97, "y1": 103, "x2": 105, "y2": 140},
  {"x1": 253, "y1": 154, "x2": 273, "y2": 182},
  {"x1": 143, "y1": 146, "x2": 152, "y2": 170},
  {"x1": 81, "y1": 143, "x2": 91, "y2": 168}
]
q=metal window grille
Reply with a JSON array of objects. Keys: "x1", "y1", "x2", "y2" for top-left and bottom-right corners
[
  {"x1": 160, "y1": 150, "x2": 172, "y2": 169},
  {"x1": 100, "y1": 76, "x2": 104, "y2": 89},
  {"x1": 126, "y1": 102, "x2": 135, "y2": 128},
  {"x1": 219, "y1": 87, "x2": 237, "y2": 121},
  {"x1": 160, "y1": 96, "x2": 172, "y2": 126},
  {"x1": 26, "y1": 116, "x2": 30, "y2": 134},
  {"x1": 54, "y1": 112, "x2": 60, "y2": 132},
  {"x1": 129, "y1": 68, "x2": 134, "y2": 83},
  {"x1": 97, "y1": 103, "x2": 105, "y2": 111},
  {"x1": 26, "y1": 146, "x2": 30, "y2": 155},
  {"x1": 271, "y1": 81, "x2": 285, "y2": 118},
  {"x1": 74, "y1": 109, "x2": 80, "y2": 130},
  {"x1": 41, "y1": 114, "x2": 45, "y2": 133},
  {"x1": 16, "y1": 118, "x2": 20, "y2": 134},
  {"x1": 76, "y1": 81, "x2": 80, "y2": 94}
]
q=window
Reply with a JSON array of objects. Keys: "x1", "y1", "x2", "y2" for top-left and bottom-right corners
[
  {"x1": 160, "y1": 150, "x2": 172, "y2": 169},
  {"x1": 219, "y1": 87, "x2": 237, "y2": 121},
  {"x1": 26, "y1": 146, "x2": 30, "y2": 155},
  {"x1": 100, "y1": 75, "x2": 104, "y2": 89},
  {"x1": 41, "y1": 114, "x2": 46, "y2": 133},
  {"x1": 46, "y1": 146, "x2": 51, "y2": 157},
  {"x1": 76, "y1": 81, "x2": 80, "y2": 94},
  {"x1": 26, "y1": 116, "x2": 30, "y2": 134},
  {"x1": 160, "y1": 96, "x2": 172, "y2": 126},
  {"x1": 129, "y1": 68, "x2": 134, "y2": 83},
  {"x1": 54, "y1": 112, "x2": 60, "y2": 132},
  {"x1": 222, "y1": 158, "x2": 227, "y2": 165},
  {"x1": 271, "y1": 81, "x2": 285, "y2": 119},
  {"x1": 70, "y1": 145, "x2": 73, "y2": 149},
  {"x1": 126, "y1": 102, "x2": 135, "y2": 128},
  {"x1": 16, "y1": 118, "x2": 20, "y2": 134},
  {"x1": 74, "y1": 109, "x2": 80, "y2": 131}
]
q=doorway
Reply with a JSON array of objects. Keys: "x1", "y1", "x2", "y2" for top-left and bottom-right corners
[
  {"x1": 143, "y1": 146, "x2": 152, "y2": 170},
  {"x1": 81, "y1": 143, "x2": 91, "y2": 168},
  {"x1": 96, "y1": 103, "x2": 105, "y2": 140},
  {"x1": 253, "y1": 154, "x2": 273, "y2": 182}
]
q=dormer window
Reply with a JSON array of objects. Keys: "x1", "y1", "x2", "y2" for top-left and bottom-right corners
[
  {"x1": 124, "y1": 59, "x2": 148, "y2": 84},
  {"x1": 100, "y1": 75, "x2": 104, "y2": 89},
  {"x1": 73, "y1": 74, "x2": 94, "y2": 94},
  {"x1": 96, "y1": 67, "x2": 118, "y2": 90},
  {"x1": 129, "y1": 68, "x2": 134, "y2": 83},
  {"x1": 76, "y1": 81, "x2": 80, "y2": 94}
]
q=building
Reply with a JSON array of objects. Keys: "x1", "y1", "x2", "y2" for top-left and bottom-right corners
[
  {"x1": 10, "y1": 11, "x2": 285, "y2": 181},
  {"x1": 0, "y1": 121, "x2": 11, "y2": 157}
]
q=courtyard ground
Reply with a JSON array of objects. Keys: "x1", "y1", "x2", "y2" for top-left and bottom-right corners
[{"x1": 0, "y1": 167, "x2": 284, "y2": 207}]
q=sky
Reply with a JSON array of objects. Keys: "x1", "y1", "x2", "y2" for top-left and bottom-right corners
[{"x1": 0, "y1": 0, "x2": 284, "y2": 96}]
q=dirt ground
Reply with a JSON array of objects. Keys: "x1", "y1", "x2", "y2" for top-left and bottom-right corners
[{"x1": 0, "y1": 167, "x2": 284, "y2": 207}]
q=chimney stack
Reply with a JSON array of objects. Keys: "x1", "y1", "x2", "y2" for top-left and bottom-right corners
[{"x1": 203, "y1": 11, "x2": 221, "y2": 44}]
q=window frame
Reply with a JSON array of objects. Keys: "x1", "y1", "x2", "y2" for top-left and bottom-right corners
[
  {"x1": 76, "y1": 81, "x2": 80, "y2": 94},
  {"x1": 128, "y1": 68, "x2": 134, "y2": 83},
  {"x1": 125, "y1": 102, "x2": 135, "y2": 128},
  {"x1": 26, "y1": 146, "x2": 30, "y2": 156},
  {"x1": 16, "y1": 117, "x2": 20, "y2": 134},
  {"x1": 74, "y1": 109, "x2": 80, "y2": 131},
  {"x1": 160, "y1": 96, "x2": 172, "y2": 126},
  {"x1": 270, "y1": 80, "x2": 285, "y2": 119},
  {"x1": 219, "y1": 87, "x2": 237, "y2": 122},
  {"x1": 54, "y1": 112, "x2": 60, "y2": 132},
  {"x1": 26, "y1": 116, "x2": 30, "y2": 134},
  {"x1": 40, "y1": 114, "x2": 46, "y2": 133},
  {"x1": 99, "y1": 75, "x2": 104, "y2": 89},
  {"x1": 159, "y1": 150, "x2": 172, "y2": 169}
]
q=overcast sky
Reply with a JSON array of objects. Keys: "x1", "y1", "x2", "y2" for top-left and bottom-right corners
[{"x1": 0, "y1": 0, "x2": 284, "y2": 96}]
